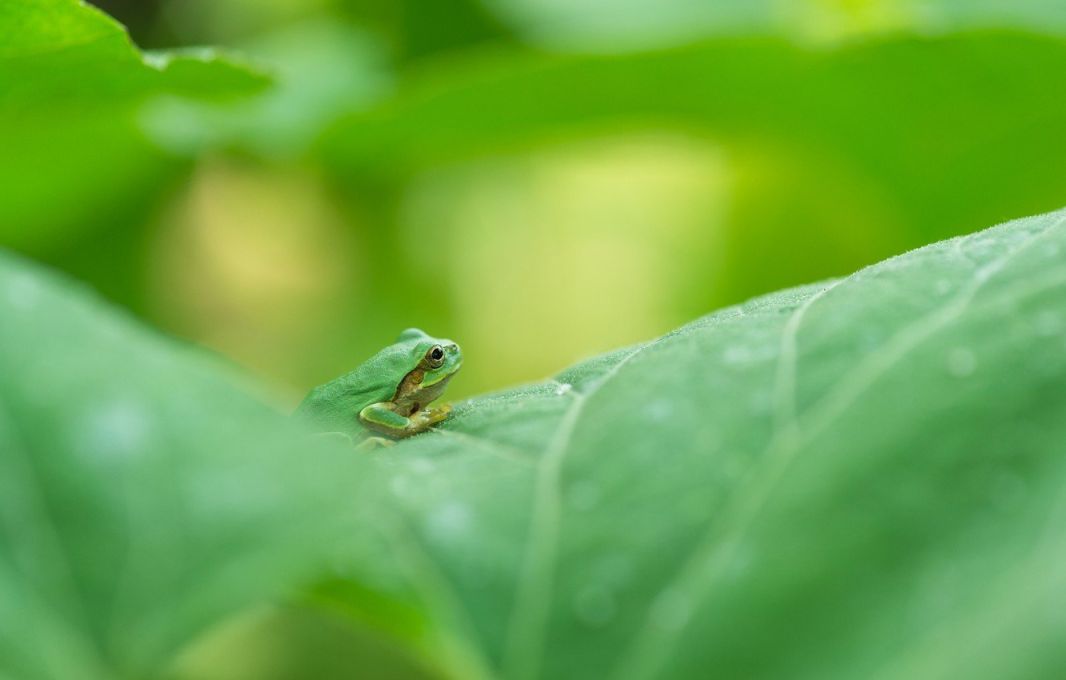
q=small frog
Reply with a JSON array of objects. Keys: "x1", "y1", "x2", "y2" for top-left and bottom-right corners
[{"x1": 295, "y1": 328, "x2": 462, "y2": 448}]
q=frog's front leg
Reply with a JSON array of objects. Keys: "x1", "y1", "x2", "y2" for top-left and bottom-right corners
[{"x1": 359, "y1": 402, "x2": 452, "y2": 439}]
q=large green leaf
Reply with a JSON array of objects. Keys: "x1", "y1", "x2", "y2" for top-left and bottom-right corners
[
  {"x1": 0, "y1": 0, "x2": 267, "y2": 252},
  {"x1": 4, "y1": 206, "x2": 1066, "y2": 679},
  {"x1": 328, "y1": 206, "x2": 1066, "y2": 679},
  {"x1": 0, "y1": 251, "x2": 373, "y2": 679}
]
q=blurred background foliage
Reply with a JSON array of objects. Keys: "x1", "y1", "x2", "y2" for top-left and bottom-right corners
[{"x1": 7, "y1": 0, "x2": 1066, "y2": 403}]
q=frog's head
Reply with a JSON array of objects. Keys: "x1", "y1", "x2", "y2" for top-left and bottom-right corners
[{"x1": 397, "y1": 328, "x2": 462, "y2": 388}]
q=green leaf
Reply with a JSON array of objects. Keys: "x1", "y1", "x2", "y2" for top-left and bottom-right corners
[
  {"x1": 4, "y1": 206, "x2": 1066, "y2": 679},
  {"x1": 320, "y1": 31, "x2": 1066, "y2": 306},
  {"x1": 328, "y1": 206, "x2": 1066, "y2": 679},
  {"x1": 0, "y1": 0, "x2": 268, "y2": 251},
  {"x1": 0, "y1": 251, "x2": 370, "y2": 679},
  {"x1": 482, "y1": 0, "x2": 1066, "y2": 51},
  {"x1": 142, "y1": 19, "x2": 391, "y2": 158}
]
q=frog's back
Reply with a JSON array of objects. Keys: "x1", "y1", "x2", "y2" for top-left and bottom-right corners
[{"x1": 293, "y1": 340, "x2": 422, "y2": 437}]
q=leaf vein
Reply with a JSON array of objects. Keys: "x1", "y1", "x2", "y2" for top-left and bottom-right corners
[{"x1": 611, "y1": 214, "x2": 1066, "y2": 680}]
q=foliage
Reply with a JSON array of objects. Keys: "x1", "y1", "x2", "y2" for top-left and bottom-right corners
[
  {"x1": 6, "y1": 0, "x2": 1066, "y2": 395},
  {"x1": 0, "y1": 0, "x2": 265, "y2": 250},
  {"x1": 4, "y1": 198, "x2": 1066, "y2": 678},
  {"x1": 3, "y1": 1, "x2": 1066, "y2": 678}
]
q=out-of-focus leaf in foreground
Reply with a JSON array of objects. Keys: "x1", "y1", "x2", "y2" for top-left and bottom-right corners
[
  {"x1": 334, "y1": 207, "x2": 1066, "y2": 679},
  {"x1": 0, "y1": 0, "x2": 267, "y2": 251},
  {"x1": 0, "y1": 251, "x2": 368, "y2": 680}
]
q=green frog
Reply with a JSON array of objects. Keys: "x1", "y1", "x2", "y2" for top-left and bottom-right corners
[{"x1": 295, "y1": 328, "x2": 462, "y2": 447}]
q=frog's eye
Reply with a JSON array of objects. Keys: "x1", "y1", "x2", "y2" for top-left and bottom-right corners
[{"x1": 426, "y1": 345, "x2": 446, "y2": 368}]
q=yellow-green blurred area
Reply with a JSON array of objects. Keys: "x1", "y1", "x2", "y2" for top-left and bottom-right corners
[{"x1": 7, "y1": 0, "x2": 1066, "y2": 406}]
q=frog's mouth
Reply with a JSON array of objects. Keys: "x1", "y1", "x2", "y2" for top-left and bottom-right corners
[
  {"x1": 425, "y1": 365, "x2": 459, "y2": 389},
  {"x1": 424, "y1": 360, "x2": 461, "y2": 386},
  {"x1": 415, "y1": 364, "x2": 458, "y2": 396}
]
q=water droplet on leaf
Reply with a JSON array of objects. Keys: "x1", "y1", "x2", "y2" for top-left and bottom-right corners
[
  {"x1": 77, "y1": 398, "x2": 151, "y2": 461},
  {"x1": 945, "y1": 348, "x2": 977, "y2": 377},
  {"x1": 426, "y1": 500, "x2": 472, "y2": 540},
  {"x1": 410, "y1": 458, "x2": 435, "y2": 475},
  {"x1": 389, "y1": 475, "x2": 415, "y2": 500},
  {"x1": 723, "y1": 346, "x2": 751, "y2": 365},
  {"x1": 647, "y1": 399, "x2": 671, "y2": 423}
]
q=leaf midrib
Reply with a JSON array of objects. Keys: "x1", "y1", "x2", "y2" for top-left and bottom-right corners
[{"x1": 609, "y1": 215, "x2": 1066, "y2": 680}]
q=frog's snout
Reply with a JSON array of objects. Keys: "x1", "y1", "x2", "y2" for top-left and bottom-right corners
[{"x1": 446, "y1": 344, "x2": 462, "y2": 369}]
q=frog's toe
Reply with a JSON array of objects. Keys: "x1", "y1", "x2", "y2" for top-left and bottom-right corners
[{"x1": 425, "y1": 404, "x2": 452, "y2": 424}]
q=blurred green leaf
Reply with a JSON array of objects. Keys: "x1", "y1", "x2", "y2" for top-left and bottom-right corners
[
  {"x1": 0, "y1": 250, "x2": 371, "y2": 679},
  {"x1": 321, "y1": 31, "x2": 1066, "y2": 305},
  {"x1": 341, "y1": 0, "x2": 518, "y2": 62},
  {"x1": 326, "y1": 207, "x2": 1066, "y2": 679},
  {"x1": 482, "y1": 0, "x2": 1066, "y2": 51},
  {"x1": 143, "y1": 19, "x2": 391, "y2": 157},
  {"x1": 170, "y1": 605, "x2": 438, "y2": 680},
  {"x1": 0, "y1": 0, "x2": 267, "y2": 251}
]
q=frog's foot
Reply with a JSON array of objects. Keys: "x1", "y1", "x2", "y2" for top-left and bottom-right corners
[
  {"x1": 414, "y1": 403, "x2": 452, "y2": 429},
  {"x1": 355, "y1": 436, "x2": 394, "y2": 452},
  {"x1": 360, "y1": 402, "x2": 453, "y2": 438}
]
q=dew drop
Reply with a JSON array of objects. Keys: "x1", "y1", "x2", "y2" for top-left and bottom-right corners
[
  {"x1": 945, "y1": 347, "x2": 977, "y2": 377},
  {"x1": 934, "y1": 279, "x2": 953, "y2": 295},
  {"x1": 410, "y1": 458, "x2": 435, "y2": 475},
  {"x1": 647, "y1": 398, "x2": 671, "y2": 423},
  {"x1": 77, "y1": 399, "x2": 151, "y2": 461},
  {"x1": 389, "y1": 475, "x2": 415, "y2": 500},
  {"x1": 650, "y1": 588, "x2": 691, "y2": 631},
  {"x1": 426, "y1": 501, "x2": 472, "y2": 540},
  {"x1": 573, "y1": 585, "x2": 616, "y2": 627},
  {"x1": 554, "y1": 382, "x2": 573, "y2": 396},
  {"x1": 722, "y1": 346, "x2": 751, "y2": 365}
]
